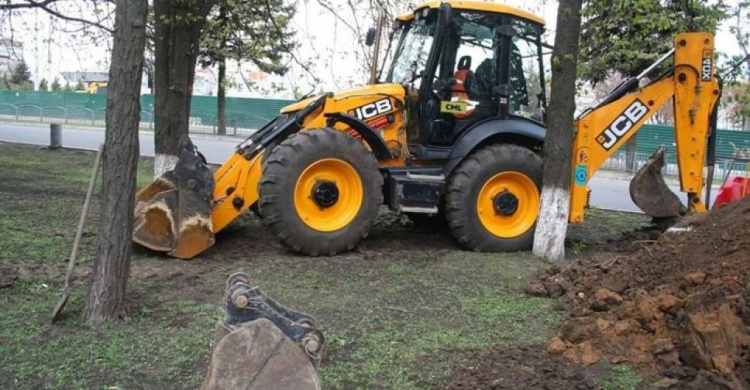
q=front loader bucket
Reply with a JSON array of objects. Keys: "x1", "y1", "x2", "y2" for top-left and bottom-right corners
[
  {"x1": 133, "y1": 139, "x2": 216, "y2": 259},
  {"x1": 629, "y1": 147, "x2": 686, "y2": 218}
]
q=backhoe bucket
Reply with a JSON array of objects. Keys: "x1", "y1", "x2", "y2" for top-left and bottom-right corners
[
  {"x1": 133, "y1": 139, "x2": 215, "y2": 259},
  {"x1": 629, "y1": 147, "x2": 686, "y2": 218}
]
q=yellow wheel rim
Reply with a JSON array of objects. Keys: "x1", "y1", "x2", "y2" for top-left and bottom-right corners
[
  {"x1": 294, "y1": 158, "x2": 363, "y2": 232},
  {"x1": 476, "y1": 171, "x2": 540, "y2": 238}
]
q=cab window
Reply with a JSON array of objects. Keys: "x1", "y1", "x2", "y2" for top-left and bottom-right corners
[
  {"x1": 434, "y1": 12, "x2": 505, "y2": 120},
  {"x1": 386, "y1": 9, "x2": 438, "y2": 90},
  {"x1": 510, "y1": 20, "x2": 545, "y2": 122}
]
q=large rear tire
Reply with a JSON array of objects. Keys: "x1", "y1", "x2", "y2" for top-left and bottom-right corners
[
  {"x1": 445, "y1": 144, "x2": 542, "y2": 252},
  {"x1": 259, "y1": 129, "x2": 383, "y2": 256}
]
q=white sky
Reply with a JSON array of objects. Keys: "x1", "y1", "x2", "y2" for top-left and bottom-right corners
[{"x1": 0, "y1": 0, "x2": 743, "y2": 97}]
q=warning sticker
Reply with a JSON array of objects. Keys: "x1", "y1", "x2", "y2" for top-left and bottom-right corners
[{"x1": 440, "y1": 101, "x2": 468, "y2": 114}]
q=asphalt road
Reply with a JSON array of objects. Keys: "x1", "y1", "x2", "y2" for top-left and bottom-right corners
[
  {"x1": 1, "y1": 122, "x2": 704, "y2": 213},
  {"x1": 0, "y1": 122, "x2": 236, "y2": 163}
]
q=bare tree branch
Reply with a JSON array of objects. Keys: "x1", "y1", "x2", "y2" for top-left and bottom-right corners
[
  {"x1": 262, "y1": 0, "x2": 320, "y2": 84},
  {"x1": 0, "y1": 0, "x2": 57, "y2": 10},
  {"x1": 1, "y1": 0, "x2": 113, "y2": 32},
  {"x1": 314, "y1": 0, "x2": 359, "y2": 35},
  {"x1": 34, "y1": 2, "x2": 112, "y2": 32}
]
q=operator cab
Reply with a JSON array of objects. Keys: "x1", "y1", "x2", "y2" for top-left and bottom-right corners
[{"x1": 381, "y1": 2, "x2": 547, "y2": 157}]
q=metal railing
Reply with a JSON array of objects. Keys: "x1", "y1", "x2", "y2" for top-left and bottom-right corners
[
  {"x1": 0, "y1": 103, "x2": 275, "y2": 135},
  {"x1": 2, "y1": 103, "x2": 747, "y2": 178},
  {"x1": 602, "y1": 150, "x2": 748, "y2": 180},
  {"x1": 0, "y1": 103, "x2": 104, "y2": 126}
]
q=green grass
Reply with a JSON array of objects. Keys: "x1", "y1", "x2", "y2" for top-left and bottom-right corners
[
  {"x1": 0, "y1": 277, "x2": 220, "y2": 389},
  {"x1": 0, "y1": 143, "x2": 647, "y2": 389},
  {"x1": 602, "y1": 365, "x2": 645, "y2": 390},
  {"x1": 0, "y1": 145, "x2": 153, "y2": 263},
  {"x1": 246, "y1": 249, "x2": 562, "y2": 388},
  {"x1": 566, "y1": 207, "x2": 650, "y2": 252}
]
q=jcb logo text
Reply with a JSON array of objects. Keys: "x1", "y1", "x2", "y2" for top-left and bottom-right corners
[
  {"x1": 350, "y1": 99, "x2": 392, "y2": 120},
  {"x1": 596, "y1": 100, "x2": 649, "y2": 150},
  {"x1": 701, "y1": 50, "x2": 713, "y2": 82}
]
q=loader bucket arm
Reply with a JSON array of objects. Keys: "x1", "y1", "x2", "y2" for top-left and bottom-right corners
[
  {"x1": 569, "y1": 32, "x2": 720, "y2": 224},
  {"x1": 132, "y1": 94, "x2": 331, "y2": 259}
]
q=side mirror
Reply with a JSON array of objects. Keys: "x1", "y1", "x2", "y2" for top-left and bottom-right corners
[{"x1": 365, "y1": 27, "x2": 377, "y2": 46}]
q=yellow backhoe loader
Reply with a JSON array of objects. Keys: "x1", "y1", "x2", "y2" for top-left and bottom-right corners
[{"x1": 133, "y1": 1, "x2": 721, "y2": 259}]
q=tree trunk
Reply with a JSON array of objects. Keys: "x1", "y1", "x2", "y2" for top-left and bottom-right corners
[
  {"x1": 152, "y1": 0, "x2": 214, "y2": 177},
  {"x1": 83, "y1": 0, "x2": 147, "y2": 327},
  {"x1": 217, "y1": 56, "x2": 227, "y2": 135},
  {"x1": 532, "y1": 0, "x2": 583, "y2": 263},
  {"x1": 216, "y1": 4, "x2": 228, "y2": 136}
]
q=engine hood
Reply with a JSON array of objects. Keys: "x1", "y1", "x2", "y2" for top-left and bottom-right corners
[{"x1": 280, "y1": 83, "x2": 406, "y2": 114}]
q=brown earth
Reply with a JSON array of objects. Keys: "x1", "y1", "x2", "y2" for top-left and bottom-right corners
[
  {"x1": 439, "y1": 345, "x2": 616, "y2": 389},
  {"x1": 528, "y1": 197, "x2": 750, "y2": 389}
]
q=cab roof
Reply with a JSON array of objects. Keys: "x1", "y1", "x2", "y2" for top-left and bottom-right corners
[{"x1": 396, "y1": 1, "x2": 545, "y2": 25}]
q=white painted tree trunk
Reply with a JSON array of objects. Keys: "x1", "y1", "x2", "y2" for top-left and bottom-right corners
[
  {"x1": 533, "y1": 186, "x2": 570, "y2": 263},
  {"x1": 532, "y1": 0, "x2": 581, "y2": 264},
  {"x1": 154, "y1": 153, "x2": 179, "y2": 178}
]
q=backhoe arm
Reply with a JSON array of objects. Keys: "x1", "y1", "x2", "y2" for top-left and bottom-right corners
[{"x1": 569, "y1": 32, "x2": 720, "y2": 223}]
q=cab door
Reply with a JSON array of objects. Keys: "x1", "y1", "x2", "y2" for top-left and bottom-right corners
[{"x1": 418, "y1": 11, "x2": 507, "y2": 147}]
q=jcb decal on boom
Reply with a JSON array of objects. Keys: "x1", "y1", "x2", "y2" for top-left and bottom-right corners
[
  {"x1": 349, "y1": 98, "x2": 393, "y2": 120},
  {"x1": 596, "y1": 99, "x2": 649, "y2": 151},
  {"x1": 701, "y1": 49, "x2": 713, "y2": 82}
]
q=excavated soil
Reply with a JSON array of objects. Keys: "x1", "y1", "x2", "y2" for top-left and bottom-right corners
[{"x1": 527, "y1": 197, "x2": 750, "y2": 389}]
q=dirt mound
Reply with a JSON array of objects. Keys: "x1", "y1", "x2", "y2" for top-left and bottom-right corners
[
  {"x1": 527, "y1": 197, "x2": 750, "y2": 389},
  {"x1": 439, "y1": 345, "x2": 612, "y2": 390}
]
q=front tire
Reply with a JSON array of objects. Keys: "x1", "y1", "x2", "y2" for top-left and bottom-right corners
[
  {"x1": 445, "y1": 144, "x2": 542, "y2": 252},
  {"x1": 258, "y1": 129, "x2": 383, "y2": 256}
]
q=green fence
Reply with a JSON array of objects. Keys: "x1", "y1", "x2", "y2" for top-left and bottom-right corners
[
  {"x1": 0, "y1": 91, "x2": 294, "y2": 135},
  {"x1": 603, "y1": 124, "x2": 750, "y2": 178},
  {"x1": 1, "y1": 91, "x2": 749, "y2": 158},
  {"x1": 633, "y1": 124, "x2": 750, "y2": 159}
]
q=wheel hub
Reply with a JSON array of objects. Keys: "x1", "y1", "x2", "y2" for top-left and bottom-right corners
[
  {"x1": 493, "y1": 190, "x2": 519, "y2": 216},
  {"x1": 312, "y1": 180, "x2": 339, "y2": 208}
]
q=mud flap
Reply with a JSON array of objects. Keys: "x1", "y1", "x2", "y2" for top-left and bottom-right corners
[
  {"x1": 133, "y1": 138, "x2": 215, "y2": 259},
  {"x1": 629, "y1": 147, "x2": 687, "y2": 218}
]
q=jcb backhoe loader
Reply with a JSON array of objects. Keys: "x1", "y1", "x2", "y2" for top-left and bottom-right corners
[{"x1": 133, "y1": 0, "x2": 721, "y2": 259}]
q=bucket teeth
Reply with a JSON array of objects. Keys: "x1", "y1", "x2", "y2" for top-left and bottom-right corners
[{"x1": 629, "y1": 147, "x2": 686, "y2": 218}]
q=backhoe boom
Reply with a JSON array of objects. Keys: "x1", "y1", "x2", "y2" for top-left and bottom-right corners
[{"x1": 569, "y1": 32, "x2": 720, "y2": 223}]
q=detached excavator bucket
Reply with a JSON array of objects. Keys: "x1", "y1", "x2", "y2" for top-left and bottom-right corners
[
  {"x1": 133, "y1": 139, "x2": 215, "y2": 259},
  {"x1": 629, "y1": 147, "x2": 686, "y2": 218},
  {"x1": 202, "y1": 273, "x2": 323, "y2": 390}
]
